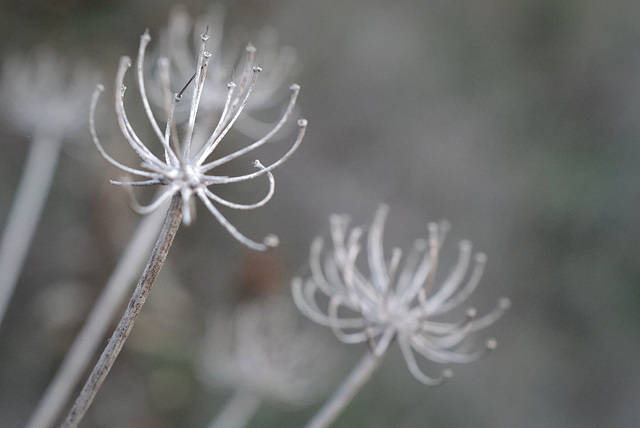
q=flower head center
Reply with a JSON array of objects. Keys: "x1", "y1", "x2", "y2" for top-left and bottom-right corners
[
  {"x1": 183, "y1": 164, "x2": 201, "y2": 188},
  {"x1": 382, "y1": 299, "x2": 419, "y2": 333},
  {"x1": 165, "y1": 163, "x2": 203, "y2": 190}
]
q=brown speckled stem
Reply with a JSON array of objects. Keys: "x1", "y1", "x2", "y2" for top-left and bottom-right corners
[{"x1": 61, "y1": 194, "x2": 182, "y2": 428}]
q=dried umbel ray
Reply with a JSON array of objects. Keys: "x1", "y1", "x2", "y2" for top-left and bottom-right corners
[
  {"x1": 151, "y1": 4, "x2": 298, "y2": 135},
  {"x1": 293, "y1": 205, "x2": 510, "y2": 385},
  {"x1": 91, "y1": 28, "x2": 306, "y2": 251}
]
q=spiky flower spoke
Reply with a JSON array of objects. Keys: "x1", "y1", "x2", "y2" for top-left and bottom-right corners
[
  {"x1": 293, "y1": 205, "x2": 510, "y2": 385},
  {"x1": 90, "y1": 28, "x2": 306, "y2": 250},
  {"x1": 398, "y1": 335, "x2": 452, "y2": 386},
  {"x1": 151, "y1": 6, "x2": 299, "y2": 138}
]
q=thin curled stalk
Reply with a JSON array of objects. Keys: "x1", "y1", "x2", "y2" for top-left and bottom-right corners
[
  {"x1": 305, "y1": 351, "x2": 384, "y2": 428},
  {"x1": 61, "y1": 194, "x2": 182, "y2": 428},
  {"x1": 27, "y1": 200, "x2": 168, "y2": 428}
]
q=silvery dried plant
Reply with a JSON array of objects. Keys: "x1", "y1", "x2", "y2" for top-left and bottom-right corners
[
  {"x1": 199, "y1": 296, "x2": 338, "y2": 428},
  {"x1": 92, "y1": 27, "x2": 305, "y2": 248},
  {"x1": 26, "y1": 206, "x2": 168, "y2": 428},
  {"x1": 0, "y1": 49, "x2": 97, "y2": 329},
  {"x1": 30, "y1": 17, "x2": 304, "y2": 427},
  {"x1": 293, "y1": 205, "x2": 510, "y2": 428},
  {"x1": 60, "y1": 25, "x2": 305, "y2": 428},
  {"x1": 150, "y1": 4, "x2": 298, "y2": 137}
]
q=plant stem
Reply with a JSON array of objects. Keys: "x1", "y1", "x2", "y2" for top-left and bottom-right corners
[
  {"x1": 305, "y1": 350, "x2": 384, "y2": 428},
  {"x1": 207, "y1": 389, "x2": 262, "y2": 428},
  {"x1": 0, "y1": 129, "x2": 63, "y2": 329},
  {"x1": 27, "y1": 200, "x2": 168, "y2": 428},
  {"x1": 61, "y1": 194, "x2": 182, "y2": 428}
]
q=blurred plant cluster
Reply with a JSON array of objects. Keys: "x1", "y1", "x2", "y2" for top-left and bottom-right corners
[{"x1": 1, "y1": 0, "x2": 640, "y2": 427}]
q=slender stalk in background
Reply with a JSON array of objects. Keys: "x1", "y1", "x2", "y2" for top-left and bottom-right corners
[
  {"x1": 57, "y1": 24, "x2": 304, "y2": 426},
  {"x1": 0, "y1": 128, "x2": 63, "y2": 329},
  {"x1": 305, "y1": 351, "x2": 383, "y2": 428},
  {"x1": 26, "y1": 201, "x2": 168, "y2": 428},
  {"x1": 61, "y1": 194, "x2": 182, "y2": 428},
  {"x1": 293, "y1": 205, "x2": 510, "y2": 427},
  {"x1": 200, "y1": 296, "x2": 339, "y2": 428},
  {"x1": 207, "y1": 389, "x2": 262, "y2": 428},
  {"x1": 0, "y1": 51, "x2": 96, "y2": 329}
]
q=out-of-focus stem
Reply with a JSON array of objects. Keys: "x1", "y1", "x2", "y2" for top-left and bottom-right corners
[
  {"x1": 207, "y1": 389, "x2": 262, "y2": 428},
  {"x1": 0, "y1": 130, "x2": 63, "y2": 329},
  {"x1": 61, "y1": 194, "x2": 182, "y2": 428},
  {"x1": 26, "y1": 200, "x2": 169, "y2": 428},
  {"x1": 305, "y1": 351, "x2": 384, "y2": 428}
]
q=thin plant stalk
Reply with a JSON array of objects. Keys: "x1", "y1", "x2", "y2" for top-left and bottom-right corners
[
  {"x1": 0, "y1": 128, "x2": 63, "y2": 329},
  {"x1": 305, "y1": 351, "x2": 384, "y2": 428},
  {"x1": 61, "y1": 194, "x2": 182, "y2": 428},
  {"x1": 26, "y1": 199, "x2": 169, "y2": 428},
  {"x1": 208, "y1": 389, "x2": 262, "y2": 428}
]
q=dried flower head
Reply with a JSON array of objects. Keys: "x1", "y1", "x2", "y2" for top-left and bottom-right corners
[
  {"x1": 293, "y1": 205, "x2": 510, "y2": 385},
  {"x1": 90, "y1": 29, "x2": 306, "y2": 250},
  {"x1": 1, "y1": 47, "x2": 96, "y2": 137},
  {"x1": 151, "y1": 5, "x2": 298, "y2": 136},
  {"x1": 199, "y1": 296, "x2": 338, "y2": 406}
]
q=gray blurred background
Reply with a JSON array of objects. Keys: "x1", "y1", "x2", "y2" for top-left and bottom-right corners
[{"x1": 1, "y1": 0, "x2": 639, "y2": 427}]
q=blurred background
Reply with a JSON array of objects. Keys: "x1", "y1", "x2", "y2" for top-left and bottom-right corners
[{"x1": 1, "y1": 0, "x2": 639, "y2": 427}]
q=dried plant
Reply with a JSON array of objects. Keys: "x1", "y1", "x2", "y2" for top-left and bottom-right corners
[
  {"x1": 61, "y1": 25, "x2": 305, "y2": 427},
  {"x1": 0, "y1": 49, "x2": 96, "y2": 329},
  {"x1": 91, "y1": 29, "x2": 305, "y2": 249},
  {"x1": 26, "y1": 205, "x2": 168, "y2": 428},
  {"x1": 199, "y1": 296, "x2": 338, "y2": 428},
  {"x1": 151, "y1": 4, "x2": 298, "y2": 136},
  {"x1": 293, "y1": 205, "x2": 510, "y2": 428}
]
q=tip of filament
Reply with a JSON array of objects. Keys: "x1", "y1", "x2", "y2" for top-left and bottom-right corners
[
  {"x1": 376, "y1": 203, "x2": 390, "y2": 217},
  {"x1": 498, "y1": 297, "x2": 512, "y2": 310},
  {"x1": 141, "y1": 29, "x2": 151, "y2": 42},
  {"x1": 290, "y1": 83, "x2": 301, "y2": 91},
  {"x1": 427, "y1": 221, "x2": 439, "y2": 238},
  {"x1": 297, "y1": 118, "x2": 308, "y2": 127},
  {"x1": 442, "y1": 369, "x2": 454, "y2": 379},
  {"x1": 264, "y1": 234, "x2": 280, "y2": 248},
  {"x1": 475, "y1": 252, "x2": 488, "y2": 264},
  {"x1": 246, "y1": 43, "x2": 257, "y2": 53},
  {"x1": 459, "y1": 239, "x2": 472, "y2": 252},
  {"x1": 120, "y1": 56, "x2": 132, "y2": 68},
  {"x1": 329, "y1": 214, "x2": 350, "y2": 228},
  {"x1": 253, "y1": 65, "x2": 263, "y2": 73},
  {"x1": 465, "y1": 307, "x2": 477, "y2": 319},
  {"x1": 203, "y1": 51, "x2": 212, "y2": 59},
  {"x1": 95, "y1": 83, "x2": 105, "y2": 92}
]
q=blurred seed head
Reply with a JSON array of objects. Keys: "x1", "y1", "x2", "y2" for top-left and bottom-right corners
[
  {"x1": 198, "y1": 295, "x2": 340, "y2": 407},
  {"x1": 293, "y1": 204, "x2": 510, "y2": 385},
  {"x1": 0, "y1": 47, "x2": 98, "y2": 138}
]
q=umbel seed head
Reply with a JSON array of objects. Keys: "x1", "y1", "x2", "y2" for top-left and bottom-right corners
[
  {"x1": 90, "y1": 29, "x2": 306, "y2": 251},
  {"x1": 293, "y1": 205, "x2": 509, "y2": 385}
]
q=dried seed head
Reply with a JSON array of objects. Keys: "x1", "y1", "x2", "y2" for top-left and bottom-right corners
[
  {"x1": 293, "y1": 205, "x2": 509, "y2": 385},
  {"x1": 90, "y1": 29, "x2": 305, "y2": 250}
]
